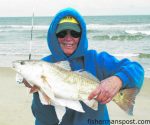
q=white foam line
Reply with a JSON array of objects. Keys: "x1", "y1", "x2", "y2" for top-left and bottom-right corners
[{"x1": 113, "y1": 53, "x2": 139, "y2": 57}]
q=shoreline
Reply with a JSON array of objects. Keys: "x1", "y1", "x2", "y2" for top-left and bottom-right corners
[{"x1": 0, "y1": 67, "x2": 149, "y2": 125}]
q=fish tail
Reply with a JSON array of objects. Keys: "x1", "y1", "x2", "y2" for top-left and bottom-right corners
[{"x1": 113, "y1": 88, "x2": 139, "y2": 115}]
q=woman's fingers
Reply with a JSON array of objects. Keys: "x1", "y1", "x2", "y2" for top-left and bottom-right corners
[
  {"x1": 23, "y1": 79, "x2": 32, "y2": 88},
  {"x1": 88, "y1": 76, "x2": 122, "y2": 104}
]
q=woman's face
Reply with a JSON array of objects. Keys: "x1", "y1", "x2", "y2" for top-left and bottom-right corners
[{"x1": 57, "y1": 30, "x2": 81, "y2": 56}]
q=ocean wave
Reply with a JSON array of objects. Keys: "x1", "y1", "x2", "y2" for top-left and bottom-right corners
[
  {"x1": 87, "y1": 24, "x2": 150, "y2": 31},
  {"x1": 1, "y1": 23, "x2": 150, "y2": 32},
  {"x1": 114, "y1": 53, "x2": 139, "y2": 57},
  {"x1": 0, "y1": 25, "x2": 48, "y2": 32},
  {"x1": 92, "y1": 34, "x2": 147, "y2": 41},
  {"x1": 0, "y1": 52, "x2": 139, "y2": 58},
  {"x1": 35, "y1": 35, "x2": 47, "y2": 39},
  {"x1": 0, "y1": 52, "x2": 49, "y2": 57},
  {"x1": 125, "y1": 30, "x2": 150, "y2": 35},
  {"x1": 139, "y1": 53, "x2": 150, "y2": 58}
]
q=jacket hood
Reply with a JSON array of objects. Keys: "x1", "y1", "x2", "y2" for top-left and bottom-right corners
[{"x1": 47, "y1": 8, "x2": 88, "y2": 61}]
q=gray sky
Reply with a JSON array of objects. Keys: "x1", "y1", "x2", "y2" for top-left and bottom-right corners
[{"x1": 0, "y1": 0, "x2": 150, "y2": 17}]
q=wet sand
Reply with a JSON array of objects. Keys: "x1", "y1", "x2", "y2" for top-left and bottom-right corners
[{"x1": 0, "y1": 67, "x2": 149, "y2": 125}]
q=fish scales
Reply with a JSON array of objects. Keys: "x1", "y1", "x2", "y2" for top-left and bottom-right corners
[
  {"x1": 54, "y1": 66, "x2": 99, "y2": 100},
  {"x1": 49, "y1": 64, "x2": 98, "y2": 100}
]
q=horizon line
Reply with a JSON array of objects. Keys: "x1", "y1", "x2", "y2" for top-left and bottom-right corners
[{"x1": 0, "y1": 14, "x2": 150, "y2": 18}]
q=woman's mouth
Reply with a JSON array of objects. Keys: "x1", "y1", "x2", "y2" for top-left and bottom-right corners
[{"x1": 62, "y1": 42, "x2": 74, "y2": 48}]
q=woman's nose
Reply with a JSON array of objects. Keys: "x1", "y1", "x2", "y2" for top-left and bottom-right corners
[{"x1": 65, "y1": 33, "x2": 72, "y2": 41}]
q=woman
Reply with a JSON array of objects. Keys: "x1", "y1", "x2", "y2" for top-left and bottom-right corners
[{"x1": 24, "y1": 8, "x2": 144, "y2": 125}]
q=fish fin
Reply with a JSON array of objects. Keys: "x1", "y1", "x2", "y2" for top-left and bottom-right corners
[
  {"x1": 54, "y1": 61, "x2": 71, "y2": 71},
  {"x1": 40, "y1": 75, "x2": 55, "y2": 100},
  {"x1": 75, "y1": 71, "x2": 100, "y2": 83},
  {"x1": 55, "y1": 105, "x2": 66, "y2": 124},
  {"x1": 113, "y1": 88, "x2": 139, "y2": 115},
  {"x1": 66, "y1": 100, "x2": 85, "y2": 112},
  {"x1": 40, "y1": 74, "x2": 84, "y2": 112},
  {"x1": 82, "y1": 99, "x2": 98, "y2": 110},
  {"x1": 53, "y1": 98, "x2": 85, "y2": 112},
  {"x1": 37, "y1": 75, "x2": 56, "y2": 104},
  {"x1": 38, "y1": 91, "x2": 51, "y2": 105}
]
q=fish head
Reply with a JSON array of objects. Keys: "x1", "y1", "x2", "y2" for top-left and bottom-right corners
[{"x1": 12, "y1": 60, "x2": 43, "y2": 81}]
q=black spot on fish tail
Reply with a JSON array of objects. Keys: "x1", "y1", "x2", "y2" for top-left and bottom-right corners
[
  {"x1": 120, "y1": 92, "x2": 123, "y2": 96},
  {"x1": 113, "y1": 88, "x2": 139, "y2": 115}
]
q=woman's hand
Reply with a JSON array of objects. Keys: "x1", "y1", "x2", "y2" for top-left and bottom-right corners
[
  {"x1": 23, "y1": 79, "x2": 39, "y2": 93},
  {"x1": 23, "y1": 79, "x2": 32, "y2": 88},
  {"x1": 88, "y1": 76, "x2": 122, "y2": 104}
]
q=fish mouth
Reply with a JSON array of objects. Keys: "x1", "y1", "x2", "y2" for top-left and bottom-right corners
[
  {"x1": 11, "y1": 67, "x2": 21, "y2": 74},
  {"x1": 12, "y1": 60, "x2": 25, "y2": 68},
  {"x1": 12, "y1": 60, "x2": 21, "y2": 72},
  {"x1": 12, "y1": 61, "x2": 18, "y2": 69},
  {"x1": 11, "y1": 65, "x2": 20, "y2": 73},
  {"x1": 12, "y1": 62, "x2": 16, "y2": 69}
]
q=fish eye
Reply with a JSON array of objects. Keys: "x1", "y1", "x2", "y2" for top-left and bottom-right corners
[{"x1": 20, "y1": 61, "x2": 25, "y2": 65}]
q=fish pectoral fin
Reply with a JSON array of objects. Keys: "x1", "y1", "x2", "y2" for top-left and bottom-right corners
[
  {"x1": 40, "y1": 75, "x2": 55, "y2": 100},
  {"x1": 38, "y1": 91, "x2": 51, "y2": 105},
  {"x1": 113, "y1": 88, "x2": 139, "y2": 115},
  {"x1": 82, "y1": 99, "x2": 98, "y2": 110},
  {"x1": 55, "y1": 105, "x2": 66, "y2": 124}
]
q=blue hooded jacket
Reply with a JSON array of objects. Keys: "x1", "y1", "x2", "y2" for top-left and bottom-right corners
[{"x1": 31, "y1": 8, "x2": 144, "y2": 125}]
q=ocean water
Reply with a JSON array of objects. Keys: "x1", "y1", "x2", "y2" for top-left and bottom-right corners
[{"x1": 0, "y1": 15, "x2": 150, "y2": 77}]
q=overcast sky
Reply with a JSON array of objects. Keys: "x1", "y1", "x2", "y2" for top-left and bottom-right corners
[{"x1": 0, "y1": 0, "x2": 150, "y2": 17}]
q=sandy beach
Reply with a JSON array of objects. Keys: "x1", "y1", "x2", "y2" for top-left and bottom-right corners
[
  {"x1": 0, "y1": 67, "x2": 149, "y2": 125},
  {"x1": 0, "y1": 67, "x2": 34, "y2": 125}
]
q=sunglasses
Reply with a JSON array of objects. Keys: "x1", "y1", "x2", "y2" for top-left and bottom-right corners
[{"x1": 56, "y1": 30, "x2": 81, "y2": 38}]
